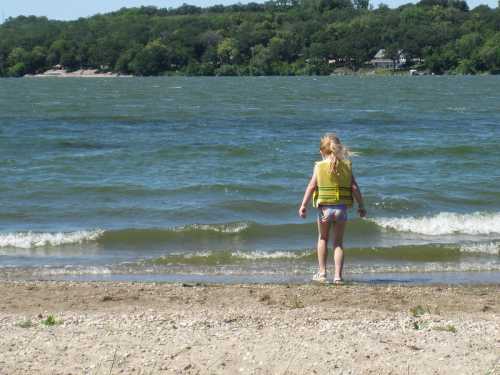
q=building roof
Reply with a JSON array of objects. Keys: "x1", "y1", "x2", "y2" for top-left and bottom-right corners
[
  {"x1": 374, "y1": 49, "x2": 386, "y2": 59},
  {"x1": 373, "y1": 49, "x2": 405, "y2": 60}
]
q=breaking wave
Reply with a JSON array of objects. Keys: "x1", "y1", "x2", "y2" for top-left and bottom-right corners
[
  {"x1": 0, "y1": 230, "x2": 104, "y2": 249},
  {"x1": 373, "y1": 212, "x2": 500, "y2": 236},
  {"x1": 2, "y1": 211, "x2": 500, "y2": 251}
]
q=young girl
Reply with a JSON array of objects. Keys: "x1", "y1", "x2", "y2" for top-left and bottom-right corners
[{"x1": 299, "y1": 133, "x2": 366, "y2": 284}]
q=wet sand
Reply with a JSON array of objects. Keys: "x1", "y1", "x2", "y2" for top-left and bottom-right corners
[{"x1": 0, "y1": 281, "x2": 498, "y2": 374}]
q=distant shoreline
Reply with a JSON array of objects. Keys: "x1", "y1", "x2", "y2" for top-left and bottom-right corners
[
  {"x1": 24, "y1": 67, "x2": 133, "y2": 78},
  {"x1": 20, "y1": 69, "x2": 426, "y2": 78},
  {"x1": 20, "y1": 66, "x2": 492, "y2": 78},
  {"x1": 20, "y1": 64, "x2": 431, "y2": 78}
]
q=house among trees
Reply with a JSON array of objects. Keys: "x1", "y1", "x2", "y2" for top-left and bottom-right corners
[{"x1": 369, "y1": 49, "x2": 407, "y2": 69}]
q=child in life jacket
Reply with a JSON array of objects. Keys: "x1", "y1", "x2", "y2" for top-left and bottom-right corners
[{"x1": 299, "y1": 133, "x2": 366, "y2": 284}]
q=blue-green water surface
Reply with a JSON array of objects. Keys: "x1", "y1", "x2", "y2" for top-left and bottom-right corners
[{"x1": 0, "y1": 76, "x2": 499, "y2": 283}]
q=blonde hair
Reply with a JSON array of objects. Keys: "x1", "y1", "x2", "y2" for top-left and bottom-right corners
[{"x1": 319, "y1": 133, "x2": 353, "y2": 174}]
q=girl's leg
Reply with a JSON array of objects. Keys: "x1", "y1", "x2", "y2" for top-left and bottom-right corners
[
  {"x1": 332, "y1": 220, "x2": 346, "y2": 281},
  {"x1": 317, "y1": 217, "x2": 330, "y2": 275}
]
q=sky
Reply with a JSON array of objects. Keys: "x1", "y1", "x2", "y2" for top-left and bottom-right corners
[{"x1": 0, "y1": 0, "x2": 497, "y2": 21}]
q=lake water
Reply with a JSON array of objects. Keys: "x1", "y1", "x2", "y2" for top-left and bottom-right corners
[{"x1": 1, "y1": 76, "x2": 499, "y2": 284}]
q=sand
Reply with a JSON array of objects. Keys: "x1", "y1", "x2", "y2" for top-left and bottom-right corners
[
  {"x1": 24, "y1": 68, "x2": 130, "y2": 78},
  {"x1": 0, "y1": 281, "x2": 498, "y2": 374}
]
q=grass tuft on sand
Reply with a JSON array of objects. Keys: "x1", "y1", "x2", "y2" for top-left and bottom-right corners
[
  {"x1": 16, "y1": 320, "x2": 33, "y2": 328},
  {"x1": 412, "y1": 321, "x2": 428, "y2": 330},
  {"x1": 410, "y1": 305, "x2": 431, "y2": 317},
  {"x1": 41, "y1": 315, "x2": 62, "y2": 326},
  {"x1": 433, "y1": 324, "x2": 457, "y2": 333}
]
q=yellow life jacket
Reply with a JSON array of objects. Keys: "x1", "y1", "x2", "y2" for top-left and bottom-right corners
[{"x1": 312, "y1": 159, "x2": 353, "y2": 208}]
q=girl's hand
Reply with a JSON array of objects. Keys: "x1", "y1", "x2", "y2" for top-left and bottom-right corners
[
  {"x1": 358, "y1": 206, "x2": 367, "y2": 218},
  {"x1": 299, "y1": 205, "x2": 307, "y2": 218}
]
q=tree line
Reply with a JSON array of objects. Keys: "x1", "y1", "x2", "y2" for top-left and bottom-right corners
[{"x1": 0, "y1": 0, "x2": 499, "y2": 77}]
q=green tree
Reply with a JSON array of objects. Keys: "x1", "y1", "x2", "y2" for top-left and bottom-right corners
[
  {"x1": 478, "y1": 32, "x2": 500, "y2": 72},
  {"x1": 7, "y1": 47, "x2": 30, "y2": 76},
  {"x1": 455, "y1": 33, "x2": 481, "y2": 59},
  {"x1": 196, "y1": 30, "x2": 223, "y2": 60},
  {"x1": 215, "y1": 64, "x2": 240, "y2": 75},
  {"x1": 268, "y1": 32, "x2": 301, "y2": 63},
  {"x1": 304, "y1": 57, "x2": 331, "y2": 74},
  {"x1": 453, "y1": 58, "x2": 475, "y2": 74},
  {"x1": 0, "y1": 0, "x2": 498, "y2": 77},
  {"x1": 249, "y1": 44, "x2": 273, "y2": 74},
  {"x1": 7, "y1": 63, "x2": 27, "y2": 77},
  {"x1": 418, "y1": 0, "x2": 448, "y2": 7},
  {"x1": 115, "y1": 45, "x2": 142, "y2": 73},
  {"x1": 0, "y1": 47, "x2": 7, "y2": 76},
  {"x1": 129, "y1": 39, "x2": 169, "y2": 75},
  {"x1": 30, "y1": 46, "x2": 48, "y2": 72},
  {"x1": 448, "y1": 0, "x2": 469, "y2": 11},
  {"x1": 217, "y1": 38, "x2": 239, "y2": 65},
  {"x1": 424, "y1": 47, "x2": 458, "y2": 73},
  {"x1": 47, "y1": 39, "x2": 74, "y2": 67},
  {"x1": 319, "y1": 0, "x2": 354, "y2": 11},
  {"x1": 354, "y1": 0, "x2": 370, "y2": 9}
]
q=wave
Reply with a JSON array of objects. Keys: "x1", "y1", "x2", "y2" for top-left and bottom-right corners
[
  {"x1": 214, "y1": 200, "x2": 295, "y2": 213},
  {"x1": 154, "y1": 143, "x2": 254, "y2": 158},
  {"x1": 3, "y1": 261, "x2": 500, "y2": 280},
  {"x1": 32, "y1": 266, "x2": 112, "y2": 276},
  {"x1": 373, "y1": 212, "x2": 500, "y2": 236},
  {"x1": 87, "y1": 222, "x2": 317, "y2": 251},
  {"x1": 148, "y1": 243, "x2": 498, "y2": 265},
  {"x1": 460, "y1": 242, "x2": 499, "y2": 255},
  {"x1": 96, "y1": 222, "x2": 318, "y2": 246},
  {"x1": 358, "y1": 144, "x2": 496, "y2": 158},
  {"x1": 4, "y1": 263, "x2": 500, "y2": 281},
  {"x1": 56, "y1": 140, "x2": 113, "y2": 150},
  {"x1": 0, "y1": 230, "x2": 104, "y2": 249},
  {"x1": 371, "y1": 196, "x2": 422, "y2": 211},
  {"x1": 176, "y1": 183, "x2": 285, "y2": 195},
  {"x1": 149, "y1": 250, "x2": 315, "y2": 265},
  {"x1": 173, "y1": 222, "x2": 251, "y2": 234},
  {"x1": 393, "y1": 145, "x2": 486, "y2": 158},
  {"x1": 0, "y1": 220, "x2": 375, "y2": 250},
  {"x1": 3, "y1": 211, "x2": 500, "y2": 250},
  {"x1": 63, "y1": 183, "x2": 285, "y2": 199}
]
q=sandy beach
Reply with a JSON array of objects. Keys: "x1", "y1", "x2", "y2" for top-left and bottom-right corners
[
  {"x1": 24, "y1": 68, "x2": 128, "y2": 78},
  {"x1": 0, "y1": 281, "x2": 498, "y2": 374}
]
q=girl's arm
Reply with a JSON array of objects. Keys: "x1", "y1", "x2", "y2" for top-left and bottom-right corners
[
  {"x1": 352, "y1": 175, "x2": 367, "y2": 218},
  {"x1": 299, "y1": 168, "x2": 317, "y2": 218}
]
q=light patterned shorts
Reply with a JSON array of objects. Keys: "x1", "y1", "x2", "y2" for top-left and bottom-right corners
[{"x1": 318, "y1": 204, "x2": 348, "y2": 223}]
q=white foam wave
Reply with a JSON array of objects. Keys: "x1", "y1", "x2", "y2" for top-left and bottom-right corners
[
  {"x1": 36, "y1": 266, "x2": 112, "y2": 277},
  {"x1": 165, "y1": 250, "x2": 309, "y2": 260},
  {"x1": 32, "y1": 266, "x2": 112, "y2": 276},
  {"x1": 373, "y1": 212, "x2": 500, "y2": 236},
  {"x1": 0, "y1": 230, "x2": 104, "y2": 249},
  {"x1": 232, "y1": 250, "x2": 309, "y2": 260},
  {"x1": 460, "y1": 242, "x2": 500, "y2": 255},
  {"x1": 346, "y1": 262, "x2": 500, "y2": 273},
  {"x1": 175, "y1": 222, "x2": 250, "y2": 234},
  {"x1": 169, "y1": 251, "x2": 214, "y2": 259}
]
